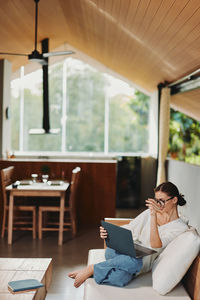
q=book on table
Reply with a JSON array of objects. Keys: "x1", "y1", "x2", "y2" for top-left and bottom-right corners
[{"x1": 8, "y1": 279, "x2": 44, "y2": 293}]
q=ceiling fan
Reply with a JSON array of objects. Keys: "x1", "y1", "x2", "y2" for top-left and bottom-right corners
[
  {"x1": 0, "y1": 0, "x2": 74, "y2": 134},
  {"x1": 0, "y1": 0, "x2": 74, "y2": 64}
]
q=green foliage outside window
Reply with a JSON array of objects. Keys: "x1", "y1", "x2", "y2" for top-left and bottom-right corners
[
  {"x1": 109, "y1": 91, "x2": 149, "y2": 152},
  {"x1": 168, "y1": 109, "x2": 200, "y2": 165},
  {"x1": 66, "y1": 61, "x2": 107, "y2": 152}
]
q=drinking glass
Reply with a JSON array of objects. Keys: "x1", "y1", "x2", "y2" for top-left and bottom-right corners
[
  {"x1": 31, "y1": 174, "x2": 38, "y2": 183},
  {"x1": 42, "y1": 174, "x2": 49, "y2": 184}
]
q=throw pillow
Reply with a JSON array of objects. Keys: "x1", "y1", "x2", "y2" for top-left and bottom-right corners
[{"x1": 152, "y1": 228, "x2": 200, "y2": 295}]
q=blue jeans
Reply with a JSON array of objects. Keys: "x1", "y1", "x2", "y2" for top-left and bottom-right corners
[{"x1": 93, "y1": 247, "x2": 143, "y2": 287}]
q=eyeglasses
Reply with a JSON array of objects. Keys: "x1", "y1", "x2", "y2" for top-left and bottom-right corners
[{"x1": 154, "y1": 196, "x2": 174, "y2": 206}]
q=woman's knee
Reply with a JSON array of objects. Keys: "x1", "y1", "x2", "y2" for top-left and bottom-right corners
[{"x1": 121, "y1": 256, "x2": 143, "y2": 274}]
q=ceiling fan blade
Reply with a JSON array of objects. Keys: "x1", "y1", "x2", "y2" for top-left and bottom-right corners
[
  {"x1": 43, "y1": 50, "x2": 75, "y2": 58},
  {"x1": 29, "y1": 128, "x2": 46, "y2": 134},
  {"x1": 0, "y1": 52, "x2": 28, "y2": 56},
  {"x1": 29, "y1": 128, "x2": 60, "y2": 135}
]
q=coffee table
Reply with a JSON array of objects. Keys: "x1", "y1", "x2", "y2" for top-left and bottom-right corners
[{"x1": 0, "y1": 257, "x2": 52, "y2": 299}]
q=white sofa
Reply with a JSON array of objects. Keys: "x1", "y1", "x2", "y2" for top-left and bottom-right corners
[
  {"x1": 84, "y1": 248, "x2": 191, "y2": 300},
  {"x1": 84, "y1": 218, "x2": 200, "y2": 300}
]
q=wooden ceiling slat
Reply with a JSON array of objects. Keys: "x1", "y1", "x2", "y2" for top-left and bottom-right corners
[
  {"x1": 120, "y1": 0, "x2": 165, "y2": 78},
  {"x1": 144, "y1": 0, "x2": 190, "y2": 51},
  {"x1": 110, "y1": 0, "x2": 121, "y2": 21},
  {"x1": 91, "y1": 0, "x2": 121, "y2": 63},
  {"x1": 103, "y1": 0, "x2": 147, "y2": 70},
  {"x1": 121, "y1": 1, "x2": 200, "y2": 87},
  {"x1": 101, "y1": 0, "x2": 118, "y2": 59},
  {"x1": 104, "y1": 0, "x2": 114, "y2": 14},
  {"x1": 161, "y1": 13, "x2": 200, "y2": 66},
  {"x1": 115, "y1": 0, "x2": 159, "y2": 69},
  {"x1": 157, "y1": 4, "x2": 200, "y2": 62},
  {"x1": 114, "y1": 0, "x2": 135, "y2": 26},
  {"x1": 59, "y1": 0, "x2": 87, "y2": 49},
  {"x1": 149, "y1": 0, "x2": 200, "y2": 57},
  {"x1": 82, "y1": 1, "x2": 95, "y2": 44},
  {"x1": 0, "y1": 3, "x2": 33, "y2": 52},
  {"x1": 87, "y1": 1, "x2": 104, "y2": 56},
  {"x1": 92, "y1": 1, "x2": 116, "y2": 59},
  {"x1": 137, "y1": 0, "x2": 164, "y2": 39},
  {"x1": 171, "y1": 89, "x2": 200, "y2": 121},
  {"x1": 123, "y1": 0, "x2": 141, "y2": 30},
  {"x1": 128, "y1": 0, "x2": 181, "y2": 76},
  {"x1": 96, "y1": 0, "x2": 108, "y2": 61},
  {"x1": 118, "y1": 0, "x2": 132, "y2": 26},
  {"x1": 165, "y1": 43, "x2": 200, "y2": 74},
  {"x1": 141, "y1": 0, "x2": 176, "y2": 41},
  {"x1": 129, "y1": 0, "x2": 151, "y2": 36},
  {"x1": 109, "y1": 1, "x2": 132, "y2": 63},
  {"x1": 123, "y1": 1, "x2": 189, "y2": 81}
]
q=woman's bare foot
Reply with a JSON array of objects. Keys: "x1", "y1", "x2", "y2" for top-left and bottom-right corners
[
  {"x1": 68, "y1": 270, "x2": 79, "y2": 279},
  {"x1": 73, "y1": 265, "x2": 94, "y2": 288}
]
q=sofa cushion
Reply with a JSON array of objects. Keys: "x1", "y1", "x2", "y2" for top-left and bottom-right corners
[
  {"x1": 84, "y1": 249, "x2": 190, "y2": 300},
  {"x1": 152, "y1": 228, "x2": 200, "y2": 295}
]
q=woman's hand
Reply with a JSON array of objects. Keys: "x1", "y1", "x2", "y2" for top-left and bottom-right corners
[
  {"x1": 99, "y1": 226, "x2": 108, "y2": 239},
  {"x1": 145, "y1": 198, "x2": 161, "y2": 215},
  {"x1": 146, "y1": 198, "x2": 163, "y2": 248}
]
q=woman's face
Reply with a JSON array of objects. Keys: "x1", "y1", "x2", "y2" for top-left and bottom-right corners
[{"x1": 154, "y1": 191, "x2": 177, "y2": 212}]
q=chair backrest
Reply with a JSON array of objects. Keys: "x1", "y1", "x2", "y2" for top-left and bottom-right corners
[
  {"x1": 69, "y1": 167, "x2": 81, "y2": 216},
  {"x1": 0, "y1": 166, "x2": 14, "y2": 207}
]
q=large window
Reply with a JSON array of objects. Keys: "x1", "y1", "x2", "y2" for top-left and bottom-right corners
[{"x1": 11, "y1": 58, "x2": 150, "y2": 156}]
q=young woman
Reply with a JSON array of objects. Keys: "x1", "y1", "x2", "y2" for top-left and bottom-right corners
[{"x1": 68, "y1": 182, "x2": 188, "y2": 288}]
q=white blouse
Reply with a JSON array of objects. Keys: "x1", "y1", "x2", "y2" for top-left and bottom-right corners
[{"x1": 123, "y1": 209, "x2": 188, "y2": 273}]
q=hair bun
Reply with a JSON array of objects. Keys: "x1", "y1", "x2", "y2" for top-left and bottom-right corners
[{"x1": 178, "y1": 193, "x2": 187, "y2": 206}]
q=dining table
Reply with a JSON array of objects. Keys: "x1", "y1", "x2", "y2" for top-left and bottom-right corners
[{"x1": 6, "y1": 181, "x2": 70, "y2": 245}]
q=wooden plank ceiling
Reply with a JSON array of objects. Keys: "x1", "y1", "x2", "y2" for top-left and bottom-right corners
[
  {"x1": 171, "y1": 89, "x2": 200, "y2": 121},
  {"x1": 0, "y1": 0, "x2": 200, "y2": 101}
]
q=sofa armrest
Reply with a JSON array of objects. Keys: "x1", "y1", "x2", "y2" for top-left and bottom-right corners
[
  {"x1": 104, "y1": 218, "x2": 133, "y2": 226},
  {"x1": 182, "y1": 253, "x2": 200, "y2": 300},
  {"x1": 103, "y1": 218, "x2": 133, "y2": 248}
]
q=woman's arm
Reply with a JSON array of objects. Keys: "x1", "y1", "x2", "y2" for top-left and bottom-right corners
[{"x1": 146, "y1": 199, "x2": 162, "y2": 248}]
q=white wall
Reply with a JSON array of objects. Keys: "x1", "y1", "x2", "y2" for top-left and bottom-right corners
[{"x1": 167, "y1": 159, "x2": 200, "y2": 233}]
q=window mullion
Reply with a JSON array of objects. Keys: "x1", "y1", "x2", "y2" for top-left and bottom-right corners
[
  {"x1": 61, "y1": 60, "x2": 67, "y2": 152},
  {"x1": 19, "y1": 66, "x2": 24, "y2": 151},
  {"x1": 104, "y1": 92, "x2": 109, "y2": 154}
]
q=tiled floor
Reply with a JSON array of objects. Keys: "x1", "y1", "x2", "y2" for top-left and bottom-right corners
[
  {"x1": 0, "y1": 208, "x2": 143, "y2": 300},
  {"x1": 0, "y1": 228, "x2": 102, "y2": 300}
]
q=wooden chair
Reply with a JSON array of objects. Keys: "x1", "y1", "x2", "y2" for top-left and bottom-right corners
[
  {"x1": 1, "y1": 166, "x2": 36, "y2": 239},
  {"x1": 38, "y1": 167, "x2": 81, "y2": 239}
]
